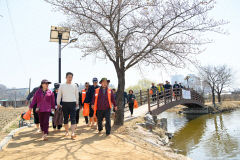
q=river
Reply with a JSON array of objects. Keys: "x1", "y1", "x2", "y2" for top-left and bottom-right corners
[{"x1": 158, "y1": 109, "x2": 240, "y2": 160}]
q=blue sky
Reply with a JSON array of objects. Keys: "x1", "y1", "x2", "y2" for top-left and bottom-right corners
[{"x1": 0, "y1": 0, "x2": 240, "y2": 90}]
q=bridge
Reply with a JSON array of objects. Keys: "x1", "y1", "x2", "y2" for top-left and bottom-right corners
[{"x1": 133, "y1": 88, "x2": 205, "y2": 116}]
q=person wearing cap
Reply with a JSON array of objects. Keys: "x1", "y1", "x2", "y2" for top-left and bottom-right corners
[
  {"x1": 29, "y1": 79, "x2": 55, "y2": 141},
  {"x1": 52, "y1": 83, "x2": 62, "y2": 130},
  {"x1": 87, "y1": 77, "x2": 100, "y2": 127},
  {"x1": 25, "y1": 86, "x2": 40, "y2": 133},
  {"x1": 91, "y1": 78, "x2": 117, "y2": 136},
  {"x1": 57, "y1": 72, "x2": 79, "y2": 139}
]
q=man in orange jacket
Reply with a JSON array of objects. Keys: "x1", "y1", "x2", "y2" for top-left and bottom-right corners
[{"x1": 91, "y1": 78, "x2": 117, "y2": 136}]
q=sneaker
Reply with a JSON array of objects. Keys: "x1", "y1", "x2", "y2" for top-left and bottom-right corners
[
  {"x1": 64, "y1": 131, "x2": 69, "y2": 137},
  {"x1": 71, "y1": 134, "x2": 76, "y2": 140},
  {"x1": 36, "y1": 129, "x2": 41, "y2": 133},
  {"x1": 42, "y1": 134, "x2": 48, "y2": 141}
]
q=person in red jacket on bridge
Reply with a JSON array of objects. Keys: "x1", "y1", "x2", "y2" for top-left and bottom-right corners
[{"x1": 91, "y1": 78, "x2": 117, "y2": 136}]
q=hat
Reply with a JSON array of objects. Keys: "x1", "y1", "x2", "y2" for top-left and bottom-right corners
[
  {"x1": 99, "y1": 78, "x2": 108, "y2": 84},
  {"x1": 41, "y1": 79, "x2": 51, "y2": 84},
  {"x1": 54, "y1": 83, "x2": 60, "y2": 89},
  {"x1": 92, "y1": 77, "x2": 98, "y2": 82}
]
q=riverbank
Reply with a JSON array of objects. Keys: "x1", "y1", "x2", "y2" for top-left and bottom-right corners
[{"x1": 206, "y1": 101, "x2": 240, "y2": 113}]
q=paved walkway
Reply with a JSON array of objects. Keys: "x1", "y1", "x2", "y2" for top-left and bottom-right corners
[{"x1": 0, "y1": 105, "x2": 169, "y2": 160}]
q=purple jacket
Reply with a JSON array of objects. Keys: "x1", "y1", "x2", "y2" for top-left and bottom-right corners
[
  {"x1": 30, "y1": 88, "x2": 55, "y2": 112},
  {"x1": 91, "y1": 87, "x2": 116, "y2": 110}
]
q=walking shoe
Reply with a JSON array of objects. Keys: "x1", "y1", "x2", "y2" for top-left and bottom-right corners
[
  {"x1": 71, "y1": 134, "x2": 76, "y2": 140},
  {"x1": 42, "y1": 134, "x2": 48, "y2": 141},
  {"x1": 64, "y1": 131, "x2": 69, "y2": 137}
]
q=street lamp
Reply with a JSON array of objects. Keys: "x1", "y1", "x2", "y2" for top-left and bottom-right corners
[
  {"x1": 50, "y1": 26, "x2": 70, "y2": 83},
  {"x1": 61, "y1": 38, "x2": 78, "y2": 49}
]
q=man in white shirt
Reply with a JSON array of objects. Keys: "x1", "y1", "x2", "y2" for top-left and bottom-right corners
[{"x1": 57, "y1": 72, "x2": 79, "y2": 139}]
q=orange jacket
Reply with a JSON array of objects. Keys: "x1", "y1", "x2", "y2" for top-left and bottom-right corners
[
  {"x1": 82, "y1": 89, "x2": 90, "y2": 116},
  {"x1": 94, "y1": 88, "x2": 112, "y2": 114}
]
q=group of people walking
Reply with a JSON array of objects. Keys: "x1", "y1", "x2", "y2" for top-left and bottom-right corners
[
  {"x1": 26, "y1": 72, "x2": 137, "y2": 141},
  {"x1": 150, "y1": 81, "x2": 185, "y2": 102}
]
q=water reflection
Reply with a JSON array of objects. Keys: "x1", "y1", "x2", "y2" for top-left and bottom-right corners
[
  {"x1": 203, "y1": 114, "x2": 239, "y2": 159},
  {"x1": 165, "y1": 110, "x2": 240, "y2": 160},
  {"x1": 170, "y1": 114, "x2": 207, "y2": 155}
]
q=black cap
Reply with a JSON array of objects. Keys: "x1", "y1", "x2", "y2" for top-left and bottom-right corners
[
  {"x1": 93, "y1": 77, "x2": 98, "y2": 82},
  {"x1": 54, "y1": 83, "x2": 60, "y2": 89},
  {"x1": 41, "y1": 79, "x2": 51, "y2": 84}
]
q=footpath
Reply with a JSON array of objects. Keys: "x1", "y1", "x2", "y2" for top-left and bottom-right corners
[{"x1": 0, "y1": 105, "x2": 188, "y2": 160}]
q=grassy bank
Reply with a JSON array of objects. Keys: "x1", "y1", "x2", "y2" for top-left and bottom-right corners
[{"x1": 206, "y1": 101, "x2": 240, "y2": 113}]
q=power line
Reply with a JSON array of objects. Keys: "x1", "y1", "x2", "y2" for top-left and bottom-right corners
[{"x1": 5, "y1": 0, "x2": 28, "y2": 79}]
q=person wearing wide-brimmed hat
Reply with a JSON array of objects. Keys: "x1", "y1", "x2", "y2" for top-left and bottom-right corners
[
  {"x1": 29, "y1": 79, "x2": 55, "y2": 141},
  {"x1": 91, "y1": 78, "x2": 117, "y2": 136}
]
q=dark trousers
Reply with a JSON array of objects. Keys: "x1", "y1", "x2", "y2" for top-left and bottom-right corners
[
  {"x1": 62, "y1": 102, "x2": 76, "y2": 125},
  {"x1": 51, "y1": 110, "x2": 62, "y2": 129},
  {"x1": 152, "y1": 94, "x2": 157, "y2": 101},
  {"x1": 33, "y1": 106, "x2": 40, "y2": 124},
  {"x1": 38, "y1": 112, "x2": 50, "y2": 134},
  {"x1": 84, "y1": 116, "x2": 89, "y2": 124},
  {"x1": 96, "y1": 109, "x2": 111, "y2": 135},
  {"x1": 76, "y1": 109, "x2": 80, "y2": 124},
  {"x1": 89, "y1": 107, "x2": 94, "y2": 118},
  {"x1": 129, "y1": 103, "x2": 134, "y2": 115}
]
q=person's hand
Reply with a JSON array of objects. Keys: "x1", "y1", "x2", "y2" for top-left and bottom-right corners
[
  {"x1": 36, "y1": 108, "x2": 39, "y2": 112},
  {"x1": 91, "y1": 105, "x2": 94, "y2": 109},
  {"x1": 25, "y1": 100, "x2": 29, "y2": 106},
  {"x1": 114, "y1": 106, "x2": 118, "y2": 111}
]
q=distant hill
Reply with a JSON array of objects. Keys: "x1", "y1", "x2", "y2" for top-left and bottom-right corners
[{"x1": 0, "y1": 84, "x2": 28, "y2": 101}]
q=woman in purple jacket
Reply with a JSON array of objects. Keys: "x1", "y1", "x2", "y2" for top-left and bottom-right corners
[{"x1": 29, "y1": 79, "x2": 55, "y2": 141}]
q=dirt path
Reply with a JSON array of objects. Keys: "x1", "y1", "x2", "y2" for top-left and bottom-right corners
[{"x1": 0, "y1": 117, "x2": 174, "y2": 160}]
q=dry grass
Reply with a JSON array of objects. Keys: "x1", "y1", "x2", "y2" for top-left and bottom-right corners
[
  {"x1": 0, "y1": 106, "x2": 28, "y2": 140},
  {"x1": 206, "y1": 101, "x2": 240, "y2": 112}
]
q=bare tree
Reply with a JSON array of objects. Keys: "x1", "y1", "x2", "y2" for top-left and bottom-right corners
[
  {"x1": 214, "y1": 65, "x2": 232, "y2": 103},
  {"x1": 199, "y1": 66, "x2": 218, "y2": 107},
  {"x1": 45, "y1": 0, "x2": 226, "y2": 125}
]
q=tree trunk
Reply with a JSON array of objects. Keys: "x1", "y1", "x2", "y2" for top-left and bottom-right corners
[
  {"x1": 212, "y1": 86, "x2": 216, "y2": 107},
  {"x1": 217, "y1": 92, "x2": 221, "y2": 103},
  {"x1": 114, "y1": 68, "x2": 125, "y2": 125}
]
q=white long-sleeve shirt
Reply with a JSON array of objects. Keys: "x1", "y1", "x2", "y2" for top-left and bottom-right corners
[{"x1": 57, "y1": 83, "x2": 79, "y2": 105}]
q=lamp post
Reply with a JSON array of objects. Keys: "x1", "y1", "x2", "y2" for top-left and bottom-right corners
[
  {"x1": 50, "y1": 26, "x2": 77, "y2": 83},
  {"x1": 184, "y1": 75, "x2": 191, "y2": 89}
]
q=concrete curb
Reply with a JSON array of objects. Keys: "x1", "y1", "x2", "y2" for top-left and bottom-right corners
[{"x1": 0, "y1": 126, "x2": 28, "y2": 151}]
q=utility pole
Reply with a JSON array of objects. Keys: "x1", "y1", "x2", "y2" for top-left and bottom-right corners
[{"x1": 29, "y1": 78, "x2": 31, "y2": 94}]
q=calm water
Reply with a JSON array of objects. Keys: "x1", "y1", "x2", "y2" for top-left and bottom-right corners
[{"x1": 158, "y1": 110, "x2": 240, "y2": 160}]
